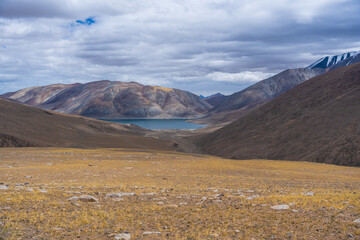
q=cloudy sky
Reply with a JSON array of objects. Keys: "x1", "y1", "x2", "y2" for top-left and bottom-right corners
[{"x1": 0, "y1": 0, "x2": 359, "y2": 96}]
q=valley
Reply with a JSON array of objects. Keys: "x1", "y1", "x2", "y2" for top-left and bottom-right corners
[{"x1": 2, "y1": 2, "x2": 360, "y2": 239}]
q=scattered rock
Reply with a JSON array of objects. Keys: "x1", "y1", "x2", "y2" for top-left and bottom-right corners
[
  {"x1": 114, "y1": 233, "x2": 131, "y2": 240},
  {"x1": 79, "y1": 195, "x2": 99, "y2": 202},
  {"x1": 39, "y1": 189, "x2": 47, "y2": 193},
  {"x1": 271, "y1": 205, "x2": 290, "y2": 210},
  {"x1": 210, "y1": 233, "x2": 220, "y2": 237},
  {"x1": 304, "y1": 192, "x2": 314, "y2": 196},
  {"x1": 292, "y1": 209, "x2": 299, "y2": 213},
  {"x1": 143, "y1": 231, "x2": 161, "y2": 235},
  {"x1": 353, "y1": 219, "x2": 360, "y2": 224},
  {"x1": 141, "y1": 192, "x2": 156, "y2": 196},
  {"x1": 246, "y1": 195, "x2": 260, "y2": 200},
  {"x1": 67, "y1": 196, "x2": 79, "y2": 201},
  {"x1": 347, "y1": 233, "x2": 354, "y2": 238},
  {"x1": 0, "y1": 185, "x2": 8, "y2": 190},
  {"x1": 166, "y1": 204, "x2": 178, "y2": 208},
  {"x1": 201, "y1": 196, "x2": 207, "y2": 201},
  {"x1": 157, "y1": 201, "x2": 164, "y2": 205},
  {"x1": 26, "y1": 188, "x2": 34, "y2": 192}
]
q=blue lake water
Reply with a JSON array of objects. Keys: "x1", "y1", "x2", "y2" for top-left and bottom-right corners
[{"x1": 103, "y1": 119, "x2": 206, "y2": 130}]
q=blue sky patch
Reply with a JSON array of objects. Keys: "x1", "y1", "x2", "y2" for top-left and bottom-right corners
[{"x1": 76, "y1": 17, "x2": 96, "y2": 26}]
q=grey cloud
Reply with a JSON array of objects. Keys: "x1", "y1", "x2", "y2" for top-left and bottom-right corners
[{"x1": 0, "y1": 0, "x2": 360, "y2": 96}]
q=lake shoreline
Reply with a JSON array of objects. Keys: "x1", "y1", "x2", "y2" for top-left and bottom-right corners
[{"x1": 100, "y1": 118, "x2": 207, "y2": 130}]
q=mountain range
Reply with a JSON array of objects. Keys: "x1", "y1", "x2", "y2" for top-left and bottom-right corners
[
  {"x1": 196, "y1": 68, "x2": 325, "y2": 124},
  {"x1": 1, "y1": 80, "x2": 211, "y2": 119},
  {"x1": 1, "y1": 51, "x2": 360, "y2": 166},
  {"x1": 194, "y1": 63, "x2": 360, "y2": 166}
]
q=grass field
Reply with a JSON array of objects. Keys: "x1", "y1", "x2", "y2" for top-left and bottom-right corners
[{"x1": 1, "y1": 148, "x2": 360, "y2": 239}]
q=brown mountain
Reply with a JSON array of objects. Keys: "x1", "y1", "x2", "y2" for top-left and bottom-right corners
[
  {"x1": 203, "y1": 93, "x2": 226, "y2": 107},
  {"x1": 197, "y1": 68, "x2": 325, "y2": 124},
  {"x1": 1, "y1": 80, "x2": 211, "y2": 119},
  {"x1": 0, "y1": 97, "x2": 176, "y2": 150},
  {"x1": 195, "y1": 63, "x2": 360, "y2": 166}
]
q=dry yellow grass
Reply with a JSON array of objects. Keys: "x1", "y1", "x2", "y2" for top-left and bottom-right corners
[
  {"x1": 0, "y1": 148, "x2": 360, "y2": 239},
  {"x1": 153, "y1": 86, "x2": 173, "y2": 92}
]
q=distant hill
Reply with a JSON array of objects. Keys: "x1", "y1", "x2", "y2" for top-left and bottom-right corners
[
  {"x1": 195, "y1": 63, "x2": 360, "y2": 166},
  {"x1": 199, "y1": 68, "x2": 325, "y2": 124},
  {"x1": 1, "y1": 80, "x2": 211, "y2": 119},
  {"x1": 0, "y1": 97, "x2": 176, "y2": 150},
  {"x1": 202, "y1": 93, "x2": 226, "y2": 107},
  {"x1": 307, "y1": 51, "x2": 360, "y2": 69}
]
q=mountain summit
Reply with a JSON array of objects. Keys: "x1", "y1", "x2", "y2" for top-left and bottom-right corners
[{"x1": 307, "y1": 51, "x2": 360, "y2": 69}]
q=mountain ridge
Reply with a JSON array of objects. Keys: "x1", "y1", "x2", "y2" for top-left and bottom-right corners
[
  {"x1": 307, "y1": 51, "x2": 360, "y2": 69},
  {"x1": 196, "y1": 68, "x2": 325, "y2": 124},
  {"x1": 1, "y1": 80, "x2": 211, "y2": 119},
  {"x1": 194, "y1": 63, "x2": 360, "y2": 166}
]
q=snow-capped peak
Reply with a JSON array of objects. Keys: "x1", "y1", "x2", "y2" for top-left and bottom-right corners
[{"x1": 307, "y1": 51, "x2": 360, "y2": 69}]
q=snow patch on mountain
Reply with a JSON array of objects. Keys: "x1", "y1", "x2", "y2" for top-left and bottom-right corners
[{"x1": 307, "y1": 51, "x2": 360, "y2": 69}]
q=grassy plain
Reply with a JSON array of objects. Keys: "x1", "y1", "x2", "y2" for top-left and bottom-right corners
[{"x1": 0, "y1": 148, "x2": 360, "y2": 239}]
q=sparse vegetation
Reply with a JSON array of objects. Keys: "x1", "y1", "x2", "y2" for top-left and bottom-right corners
[{"x1": 1, "y1": 148, "x2": 360, "y2": 239}]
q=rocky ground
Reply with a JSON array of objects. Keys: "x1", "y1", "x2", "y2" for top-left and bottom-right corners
[{"x1": 1, "y1": 148, "x2": 360, "y2": 239}]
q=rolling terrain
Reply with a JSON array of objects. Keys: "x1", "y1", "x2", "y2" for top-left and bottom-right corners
[
  {"x1": 1, "y1": 148, "x2": 359, "y2": 239},
  {"x1": 1, "y1": 80, "x2": 211, "y2": 119},
  {"x1": 195, "y1": 63, "x2": 360, "y2": 166},
  {"x1": 0, "y1": 97, "x2": 176, "y2": 151}
]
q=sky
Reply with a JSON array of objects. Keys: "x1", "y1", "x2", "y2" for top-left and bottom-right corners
[{"x1": 0, "y1": 0, "x2": 360, "y2": 96}]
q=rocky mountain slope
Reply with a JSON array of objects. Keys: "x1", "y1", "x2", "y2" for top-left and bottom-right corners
[
  {"x1": 0, "y1": 97, "x2": 176, "y2": 150},
  {"x1": 307, "y1": 51, "x2": 360, "y2": 69},
  {"x1": 328, "y1": 53, "x2": 360, "y2": 71},
  {"x1": 202, "y1": 93, "x2": 226, "y2": 107},
  {"x1": 1, "y1": 80, "x2": 211, "y2": 119},
  {"x1": 198, "y1": 68, "x2": 325, "y2": 124},
  {"x1": 194, "y1": 63, "x2": 360, "y2": 166}
]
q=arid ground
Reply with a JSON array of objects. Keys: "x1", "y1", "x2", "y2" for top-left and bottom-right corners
[{"x1": 1, "y1": 148, "x2": 360, "y2": 239}]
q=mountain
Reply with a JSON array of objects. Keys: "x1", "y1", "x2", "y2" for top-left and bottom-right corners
[
  {"x1": 0, "y1": 97, "x2": 176, "y2": 150},
  {"x1": 194, "y1": 63, "x2": 360, "y2": 166},
  {"x1": 307, "y1": 51, "x2": 360, "y2": 69},
  {"x1": 1, "y1": 80, "x2": 211, "y2": 119},
  {"x1": 328, "y1": 53, "x2": 360, "y2": 71},
  {"x1": 202, "y1": 93, "x2": 226, "y2": 107},
  {"x1": 198, "y1": 68, "x2": 325, "y2": 124}
]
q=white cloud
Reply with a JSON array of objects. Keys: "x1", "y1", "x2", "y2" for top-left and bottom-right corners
[
  {"x1": 206, "y1": 71, "x2": 273, "y2": 83},
  {"x1": 0, "y1": 0, "x2": 359, "y2": 95}
]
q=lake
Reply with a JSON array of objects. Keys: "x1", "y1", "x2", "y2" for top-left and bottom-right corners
[{"x1": 102, "y1": 119, "x2": 206, "y2": 130}]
